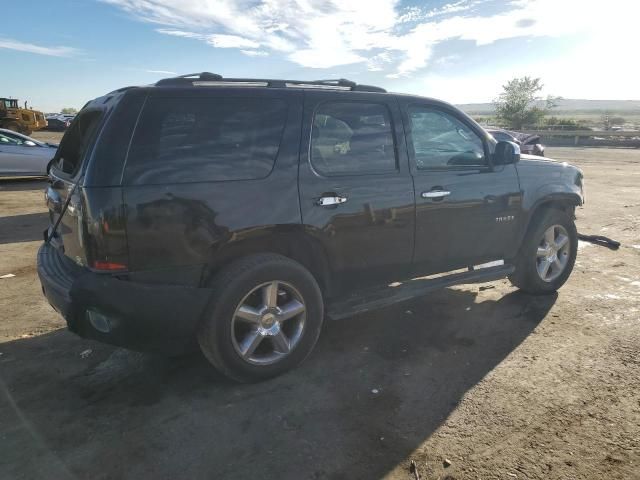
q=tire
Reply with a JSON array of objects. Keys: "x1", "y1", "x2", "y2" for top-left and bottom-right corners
[
  {"x1": 197, "y1": 253, "x2": 324, "y2": 382},
  {"x1": 509, "y1": 208, "x2": 577, "y2": 294}
]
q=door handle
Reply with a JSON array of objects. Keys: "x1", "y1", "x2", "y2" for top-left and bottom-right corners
[
  {"x1": 317, "y1": 195, "x2": 348, "y2": 206},
  {"x1": 422, "y1": 190, "x2": 451, "y2": 199}
]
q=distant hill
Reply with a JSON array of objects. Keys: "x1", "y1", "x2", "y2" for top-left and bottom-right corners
[{"x1": 457, "y1": 99, "x2": 640, "y2": 115}]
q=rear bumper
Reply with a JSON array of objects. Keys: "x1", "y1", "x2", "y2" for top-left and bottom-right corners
[{"x1": 37, "y1": 243, "x2": 211, "y2": 354}]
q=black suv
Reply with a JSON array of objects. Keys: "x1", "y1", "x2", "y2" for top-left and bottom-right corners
[{"x1": 38, "y1": 73, "x2": 584, "y2": 382}]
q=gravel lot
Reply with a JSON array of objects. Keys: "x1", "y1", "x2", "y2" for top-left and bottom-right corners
[{"x1": 1, "y1": 140, "x2": 639, "y2": 480}]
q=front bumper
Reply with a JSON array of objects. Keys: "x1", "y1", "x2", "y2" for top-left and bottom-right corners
[{"x1": 37, "y1": 243, "x2": 211, "y2": 354}]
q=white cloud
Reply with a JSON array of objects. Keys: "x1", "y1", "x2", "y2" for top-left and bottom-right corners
[
  {"x1": 155, "y1": 29, "x2": 202, "y2": 39},
  {"x1": 398, "y1": 0, "x2": 482, "y2": 23},
  {"x1": 416, "y1": 11, "x2": 640, "y2": 104},
  {"x1": 367, "y1": 52, "x2": 393, "y2": 72},
  {"x1": 207, "y1": 34, "x2": 260, "y2": 49},
  {"x1": 0, "y1": 38, "x2": 79, "y2": 57},
  {"x1": 241, "y1": 50, "x2": 268, "y2": 57},
  {"x1": 157, "y1": 28, "x2": 262, "y2": 50},
  {"x1": 145, "y1": 69, "x2": 177, "y2": 75},
  {"x1": 104, "y1": 0, "x2": 640, "y2": 82}
]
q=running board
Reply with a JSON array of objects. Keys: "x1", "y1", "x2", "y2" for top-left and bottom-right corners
[{"x1": 326, "y1": 264, "x2": 515, "y2": 321}]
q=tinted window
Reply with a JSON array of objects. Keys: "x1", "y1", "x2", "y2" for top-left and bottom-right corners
[
  {"x1": 53, "y1": 109, "x2": 104, "y2": 175},
  {"x1": 0, "y1": 133, "x2": 21, "y2": 145},
  {"x1": 311, "y1": 102, "x2": 396, "y2": 176},
  {"x1": 408, "y1": 106, "x2": 486, "y2": 169},
  {"x1": 125, "y1": 97, "x2": 287, "y2": 184}
]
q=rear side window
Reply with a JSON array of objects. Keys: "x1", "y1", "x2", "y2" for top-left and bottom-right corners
[
  {"x1": 53, "y1": 110, "x2": 104, "y2": 175},
  {"x1": 125, "y1": 97, "x2": 287, "y2": 184},
  {"x1": 311, "y1": 102, "x2": 397, "y2": 176}
]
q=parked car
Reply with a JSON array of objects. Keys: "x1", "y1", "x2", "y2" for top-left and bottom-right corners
[
  {"x1": 0, "y1": 128, "x2": 58, "y2": 176},
  {"x1": 37, "y1": 73, "x2": 584, "y2": 382},
  {"x1": 45, "y1": 115, "x2": 72, "y2": 131},
  {"x1": 487, "y1": 128, "x2": 545, "y2": 156}
]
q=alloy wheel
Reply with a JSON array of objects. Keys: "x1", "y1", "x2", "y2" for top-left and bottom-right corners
[
  {"x1": 536, "y1": 224, "x2": 571, "y2": 282},
  {"x1": 231, "y1": 281, "x2": 306, "y2": 365}
]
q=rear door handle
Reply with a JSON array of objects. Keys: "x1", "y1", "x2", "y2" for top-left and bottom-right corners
[
  {"x1": 317, "y1": 195, "x2": 348, "y2": 206},
  {"x1": 422, "y1": 190, "x2": 451, "y2": 199}
]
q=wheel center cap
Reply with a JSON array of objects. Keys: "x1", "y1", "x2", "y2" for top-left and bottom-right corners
[{"x1": 261, "y1": 313, "x2": 276, "y2": 328}]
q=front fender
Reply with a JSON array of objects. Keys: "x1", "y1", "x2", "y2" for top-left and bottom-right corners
[{"x1": 515, "y1": 159, "x2": 584, "y2": 249}]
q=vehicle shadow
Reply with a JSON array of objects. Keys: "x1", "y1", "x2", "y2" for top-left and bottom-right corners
[
  {"x1": 0, "y1": 212, "x2": 49, "y2": 244},
  {"x1": 0, "y1": 178, "x2": 47, "y2": 192},
  {"x1": 0, "y1": 287, "x2": 556, "y2": 480}
]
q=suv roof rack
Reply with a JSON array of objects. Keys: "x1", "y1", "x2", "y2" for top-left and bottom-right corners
[{"x1": 155, "y1": 73, "x2": 386, "y2": 93}]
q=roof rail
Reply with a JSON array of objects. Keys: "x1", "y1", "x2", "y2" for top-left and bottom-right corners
[
  {"x1": 154, "y1": 73, "x2": 386, "y2": 92},
  {"x1": 177, "y1": 72, "x2": 223, "y2": 80},
  {"x1": 107, "y1": 86, "x2": 138, "y2": 94},
  {"x1": 155, "y1": 72, "x2": 222, "y2": 86}
]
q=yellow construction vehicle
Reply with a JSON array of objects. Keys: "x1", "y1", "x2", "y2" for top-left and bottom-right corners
[{"x1": 0, "y1": 98, "x2": 47, "y2": 135}]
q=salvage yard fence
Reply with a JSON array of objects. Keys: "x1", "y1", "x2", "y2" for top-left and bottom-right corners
[{"x1": 520, "y1": 129, "x2": 640, "y2": 147}]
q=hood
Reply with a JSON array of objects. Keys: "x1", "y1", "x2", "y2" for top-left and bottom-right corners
[
  {"x1": 518, "y1": 153, "x2": 582, "y2": 174},
  {"x1": 519, "y1": 153, "x2": 557, "y2": 163}
]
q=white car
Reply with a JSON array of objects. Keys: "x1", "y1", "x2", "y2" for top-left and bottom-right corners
[{"x1": 0, "y1": 128, "x2": 58, "y2": 177}]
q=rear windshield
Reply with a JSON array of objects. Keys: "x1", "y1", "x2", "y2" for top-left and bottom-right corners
[
  {"x1": 124, "y1": 96, "x2": 287, "y2": 184},
  {"x1": 53, "y1": 109, "x2": 104, "y2": 176}
]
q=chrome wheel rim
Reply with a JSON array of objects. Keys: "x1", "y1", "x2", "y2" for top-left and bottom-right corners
[
  {"x1": 536, "y1": 224, "x2": 571, "y2": 282},
  {"x1": 231, "y1": 281, "x2": 306, "y2": 365}
]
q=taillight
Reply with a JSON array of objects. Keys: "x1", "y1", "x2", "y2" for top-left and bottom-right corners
[
  {"x1": 91, "y1": 260, "x2": 128, "y2": 271},
  {"x1": 83, "y1": 189, "x2": 129, "y2": 273}
]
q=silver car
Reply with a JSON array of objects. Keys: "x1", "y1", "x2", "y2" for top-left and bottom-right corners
[{"x1": 0, "y1": 128, "x2": 58, "y2": 176}]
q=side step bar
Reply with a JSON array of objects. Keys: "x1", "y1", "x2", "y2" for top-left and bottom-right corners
[{"x1": 326, "y1": 264, "x2": 515, "y2": 321}]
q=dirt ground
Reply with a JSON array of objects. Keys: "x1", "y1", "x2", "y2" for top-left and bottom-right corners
[{"x1": 1, "y1": 139, "x2": 639, "y2": 479}]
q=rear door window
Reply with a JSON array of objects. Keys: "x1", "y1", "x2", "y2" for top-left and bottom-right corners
[
  {"x1": 310, "y1": 102, "x2": 397, "y2": 176},
  {"x1": 124, "y1": 97, "x2": 288, "y2": 184}
]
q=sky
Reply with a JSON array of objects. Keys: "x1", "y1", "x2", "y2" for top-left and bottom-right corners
[{"x1": 1, "y1": 0, "x2": 639, "y2": 112}]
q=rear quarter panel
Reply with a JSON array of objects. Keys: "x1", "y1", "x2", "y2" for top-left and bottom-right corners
[{"x1": 122, "y1": 89, "x2": 304, "y2": 284}]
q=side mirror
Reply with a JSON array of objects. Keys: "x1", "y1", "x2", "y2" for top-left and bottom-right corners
[
  {"x1": 24, "y1": 140, "x2": 37, "y2": 147},
  {"x1": 494, "y1": 140, "x2": 520, "y2": 165}
]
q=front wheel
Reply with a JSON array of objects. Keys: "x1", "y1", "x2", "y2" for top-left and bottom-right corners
[
  {"x1": 509, "y1": 208, "x2": 578, "y2": 294},
  {"x1": 198, "y1": 254, "x2": 324, "y2": 382}
]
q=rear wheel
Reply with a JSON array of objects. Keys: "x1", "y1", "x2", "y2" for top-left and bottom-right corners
[
  {"x1": 198, "y1": 254, "x2": 324, "y2": 382},
  {"x1": 509, "y1": 208, "x2": 577, "y2": 294}
]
